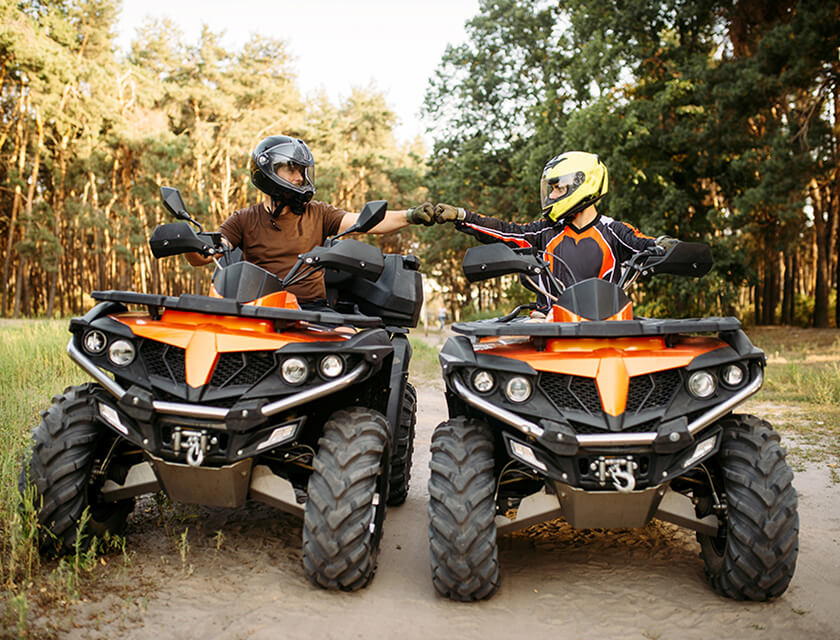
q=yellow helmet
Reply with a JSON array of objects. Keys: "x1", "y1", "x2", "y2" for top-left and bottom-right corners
[{"x1": 540, "y1": 151, "x2": 609, "y2": 223}]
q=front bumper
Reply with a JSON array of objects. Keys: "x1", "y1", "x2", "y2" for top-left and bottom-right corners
[
  {"x1": 70, "y1": 337, "x2": 371, "y2": 422},
  {"x1": 450, "y1": 369, "x2": 764, "y2": 448}
]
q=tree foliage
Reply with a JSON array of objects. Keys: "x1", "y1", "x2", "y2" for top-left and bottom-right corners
[
  {"x1": 2, "y1": 1, "x2": 837, "y2": 327},
  {"x1": 0, "y1": 0, "x2": 426, "y2": 317},
  {"x1": 423, "y1": 0, "x2": 839, "y2": 326}
]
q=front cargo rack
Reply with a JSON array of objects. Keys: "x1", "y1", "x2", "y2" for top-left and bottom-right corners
[
  {"x1": 452, "y1": 316, "x2": 743, "y2": 339},
  {"x1": 91, "y1": 290, "x2": 384, "y2": 328}
]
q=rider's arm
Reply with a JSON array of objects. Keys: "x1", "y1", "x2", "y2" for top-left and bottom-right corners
[
  {"x1": 185, "y1": 211, "x2": 240, "y2": 268},
  {"x1": 185, "y1": 252, "x2": 214, "y2": 267},
  {"x1": 184, "y1": 235, "x2": 233, "y2": 267},
  {"x1": 454, "y1": 210, "x2": 554, "y2": 250},
  {"x1": 605, "y1": 220, "x2": 657, "y2": 261},
  {"x1": 337, "y1": 209, "x2": 413, "y2": 235}
]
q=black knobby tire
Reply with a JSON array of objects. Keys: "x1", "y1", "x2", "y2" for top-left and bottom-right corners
[
  {"x1": 387, "y1": 382, "x2": 416, "y2": 506},
  {"x1": 698, "y1": 414, "x2": 798, "y2": 601},
  {"x1": 302, "y1": 407, "x2": 389, "y2": 590},
  {"x1": 19, "y1": 384, "x2": 134, "y2": 555},
  {"x1": 428, "y1": 417, "x2": 500, "y2": 601}
]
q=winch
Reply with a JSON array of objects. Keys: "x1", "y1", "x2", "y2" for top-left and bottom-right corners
[
  {"x1": 589, "y1": 456, "x2": 639, "y2": 493},
  {"x1": 171, "y1": 427, "x2": 219, "y2": 467}
]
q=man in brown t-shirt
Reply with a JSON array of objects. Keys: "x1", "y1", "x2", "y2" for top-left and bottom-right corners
[{"x1": 186, "y1": 135, "x2": 433, "y2": 307}]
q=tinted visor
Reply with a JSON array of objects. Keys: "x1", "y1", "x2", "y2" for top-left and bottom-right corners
[
  {"x1": 254, "y1": 141, "x2": 315, "y2": 194},
  {"x1": 540, "y1": 170, "x2": 585, "y2": 208},
  {"x1": 273, "y1": 160, "x2": 315, "y2": 188}
]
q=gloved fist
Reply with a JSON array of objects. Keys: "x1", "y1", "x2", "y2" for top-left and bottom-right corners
[
  {"x1": 406, "y1": 202, "x2": 434, "y2": 226},
  {"x1": 434, "y1": 203, "x2": 466, "y2": 223},
  {"x1": 653, "y1": 235, "x2": 679, "y2": 255}
]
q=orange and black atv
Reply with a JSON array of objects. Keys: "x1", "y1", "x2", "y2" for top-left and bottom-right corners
[
  {"x1": 20, "y1": 187, "x2": 423, "y2": 591},
  {"x1": 428, "y1": 242, "x2": 798, "y2": 602}
]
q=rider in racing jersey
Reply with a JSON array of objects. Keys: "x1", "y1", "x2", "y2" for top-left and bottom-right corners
[{"x1": 434, "y1": 151, "x2": 674, "y2": 309}]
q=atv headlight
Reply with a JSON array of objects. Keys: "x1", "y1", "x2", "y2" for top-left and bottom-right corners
[
  {"x1": 83, "y1": 330, "x2": 107, "y2": 355},
  {"x1": 687, "y1": 370, "x2": 716, "y2": 398},
  {"x1": 721, "y1": 363, "x2": 745, "y2": 388},
  {"x1": 319, "y1": 354, "x2": 344, "y2": 379},
  {"x1": 281, "y1": 357, "x2": 309, "y2": 385},
  {"x1": 108, "y1": 339, "x2": 136, "y2": 366},
  {"x1": 472, "y1": 370, "x2": 495, "y2": 393},
  {"x1": 504, "y1": 376, "x2": 532, "y2": 403}
]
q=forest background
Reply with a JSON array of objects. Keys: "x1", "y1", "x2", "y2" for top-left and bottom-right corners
[{"x1": 0, "y1": 0, "x2": 838, "y2": 328}]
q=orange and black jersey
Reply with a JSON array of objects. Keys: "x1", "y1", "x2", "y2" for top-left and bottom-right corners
[{"x1": 455, "y1": 210, "x2": 655, "y2": 306}]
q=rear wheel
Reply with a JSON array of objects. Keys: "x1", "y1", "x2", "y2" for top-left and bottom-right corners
[
  {"x1": 387, "y1": 382, "x2": 416, "y2": 506},
  {"x1": 428, "y1": 417, "x2": 499, "y2": 601},
  {"x1": 698, "y1": 414, "x2": 798, "y2": 600},
  {"x1": 303, "y1": 407, "x2": 389, "y2": 590},
  {"x1": 19, "y1": 384, "x2": 134, "y2": 555}
]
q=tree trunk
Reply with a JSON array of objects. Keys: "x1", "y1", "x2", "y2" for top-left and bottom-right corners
[
  {"x1": 809, "y1": 179, "x2": 831, "y2": 328},
  {"x1": 46, "y1": 132, "x2": 70, "y2": 317},
  {"x1": 2, "y1": 89, "x2": 27, "y2": 317},
  {"x1": 13, "y1": 106, "x2": 43, "y2": 317}
]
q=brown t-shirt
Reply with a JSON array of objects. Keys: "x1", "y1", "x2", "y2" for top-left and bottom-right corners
[{"x1": 219, "y1": 201, "x2": 348, "y2": 302}]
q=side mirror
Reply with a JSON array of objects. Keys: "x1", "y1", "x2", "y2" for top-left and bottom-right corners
[
  {"x1": 646, "y1": 242, "x2": 713, "y2": 278},
  {"x1": 333, "y1": 200, "x2": 387, "y2": 240},
  {"x1": 354, "y1": 200, "x2": 387, "y2": 233},
  {"x1": 160, "y1": 186, "x2": 202, "y2": 231},
  {"x1": 462, "y1": 243, "x2": 546, "y2": 282},
  {"x1": 161, "y1": 186, "x2": 189, "y2": 219}
]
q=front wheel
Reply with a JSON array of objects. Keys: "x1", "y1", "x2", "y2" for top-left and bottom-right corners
[
  {"x1": 302, "y1": 407, "x2": 389, "y2": 590},
  {"x1": 428, "y1": 417, "x2": 499, "y2": 601},
  {"x1": 698, "y1": 414, "x2": 798, "y2": 600},
  {"x1": 19, "y1": 384, "x2": 135, "y2": 554}
]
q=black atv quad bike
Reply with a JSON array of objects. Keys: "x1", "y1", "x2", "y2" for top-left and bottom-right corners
[
  {"x1": 428, "y1": 241, "x2": 798, "y2": 602},
  {"x1": 19, "y1": 188, "x2": 422, "y2": 591}
]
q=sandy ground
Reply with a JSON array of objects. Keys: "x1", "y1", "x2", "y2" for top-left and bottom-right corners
[{"x1": 34, "y1": 335, "x2": 839, "y2": 639}]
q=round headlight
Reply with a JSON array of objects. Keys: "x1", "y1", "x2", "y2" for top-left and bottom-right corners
[
  {"x1": 281, "y1": 357, "x2": 309, "y2": 385},
  {"x1": 504, "y1": 376, "x2": 532, "y2": 403},
  {"x1": 687, "y1": 371, "x2": 717, "y2": 398},
  {"x1": 319, "y1": 354, "x2": 344, "y2": 378},
  {"x1": 107, "y1": 339, "x2": 136, "y2": 366},
  {"x1": 83, "y1": 330, "x2": 107, "y2": 354},
  {"x1": 472, "y1": 370, "x2": 495, "y2": 393},
  {"x1": 721, "y1": 364, "x2": 745, "y2": 387}
]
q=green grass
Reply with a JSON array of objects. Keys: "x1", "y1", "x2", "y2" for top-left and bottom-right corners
[
  {"x1": 748, "y1": 327, "x2": 840, "y2": 473},
  {"x1": 408, "y1": 334, "x2": 442, "y2": 381},
  {"x1": 0, "y1": 319, "x2": 85, "y2": 553},
  {"x1": 0, "y1": 320, "x2": 94, "y2": 635},
  {"x1": 765, "y1": 360, "x2": 840, "y2": 406},
  {"x1": 749, "y1": 326, "x2": 840, "y2": 361}
]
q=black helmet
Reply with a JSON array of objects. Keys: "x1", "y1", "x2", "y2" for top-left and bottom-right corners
[{"x1": 249, "y1": 135, "x2": 316, "y2": 210}]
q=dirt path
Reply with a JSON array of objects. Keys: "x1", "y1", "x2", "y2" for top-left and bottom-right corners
[{"x1": 45, "y1": 343, "x2": 839, "y2": 639}]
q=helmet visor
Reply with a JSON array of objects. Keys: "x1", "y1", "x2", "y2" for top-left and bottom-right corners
[
  {"x1": 254, "y1": 139, "x2": 316, "y2": 195},
  {"x1": 540, "y1": 170, "x2": 585, "y2": 209},
  {"x1": 273, "y1": 160, "x2": 315, "y2": 191}
]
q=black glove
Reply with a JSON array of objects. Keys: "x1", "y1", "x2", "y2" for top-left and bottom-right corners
[
  {"x1": 434, "y1": 203, "x2": 466, "y2": 223},
  {"x1": 406, "y1": 202, "x2": 434, "y2": 226}
]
